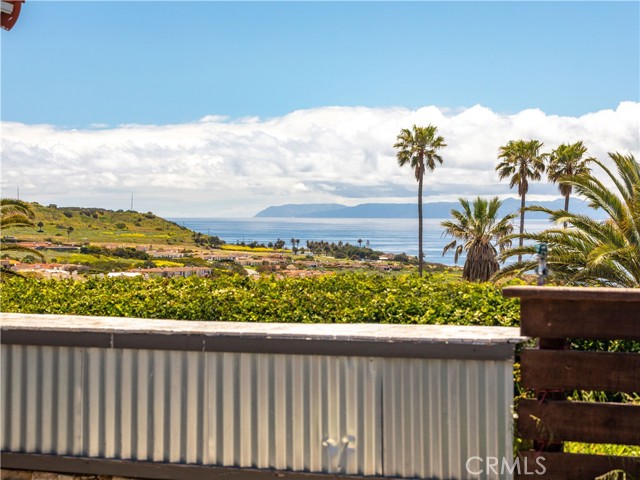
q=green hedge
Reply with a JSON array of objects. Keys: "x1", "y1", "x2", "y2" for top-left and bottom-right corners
[{"x1": 1, "y1": 273, "x2": 520, "y2": 325}]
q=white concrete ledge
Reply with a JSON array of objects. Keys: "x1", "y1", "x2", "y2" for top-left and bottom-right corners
[{"x1": 1, "y1": 312, "x2": 525, "y2": 360}]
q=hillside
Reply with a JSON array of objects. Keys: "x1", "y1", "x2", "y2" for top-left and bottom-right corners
[{"x1": 2, "y1": 202, "x2": 197, "y2": 246}]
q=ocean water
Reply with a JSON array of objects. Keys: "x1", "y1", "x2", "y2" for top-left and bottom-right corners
[{"x1": 172, "y1": 217, "x2": 551, "y2": 266}]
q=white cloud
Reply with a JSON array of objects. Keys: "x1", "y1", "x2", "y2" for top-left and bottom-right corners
[{"x1": 1, "y1": 102, "x2": 638, "y2": 217}]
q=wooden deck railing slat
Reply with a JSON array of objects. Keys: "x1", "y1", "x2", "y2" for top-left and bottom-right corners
[
  {"x1": 502, "y1": 285, "x2": 640, "y2": 302},
  {"x1": 520, "y1": 299, "x2": 640, "y2": 340},
  {"x1": 520, "y1": 349, "x2": 640, "y2": 393},
  {"x1": 515, "y1": 452, "x2": 640, "y2": 480},
  {"x1": 517, "y1": 399, "x2": 640, "y2": 445}
]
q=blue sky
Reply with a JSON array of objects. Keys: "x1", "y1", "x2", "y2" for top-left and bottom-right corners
[
  {"x1": 2, "y1": 1, "x2": 638, "y2": 126},
  {"x1": 1, "y1": 1, "x2": 639, "y2": 217}
]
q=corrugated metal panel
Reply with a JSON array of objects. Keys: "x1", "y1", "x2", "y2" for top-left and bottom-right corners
[
  {"x1": 2, "y1": 344, "x2": 513, "y2": 479},
  {"x1": 1, "y1": 345, "x2": 383, "y2": 476},
  {"x1": 381, "y1": 358, "x2": 513, "y2": 480}
]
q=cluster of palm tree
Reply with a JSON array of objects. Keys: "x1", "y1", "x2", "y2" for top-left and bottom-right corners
[
  {"x1": 394, "y1": 127, "x2": 638, "y2": 286},
  {"x1": 492, "y1": 141, "x2": 638, "y2": 287},
  {"x1": 495, "y1": 139, "x2": 596, "y2": 261},
  {"x1": 496, "y1": 152, "x2": 639, "y2": 287}
]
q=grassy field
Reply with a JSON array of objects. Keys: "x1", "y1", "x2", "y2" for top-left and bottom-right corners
[{"x1": 2, "y1": 202, "x2": 197, "y2": 246}]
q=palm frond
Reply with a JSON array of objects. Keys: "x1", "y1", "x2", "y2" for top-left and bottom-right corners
[
  {"x1": 1, "y1": 213, "x2": 35, "y2": 229},
  {"x1": 0, "y1": 243, "x2": 45, "y2": 261},
  {"x1": 0, "y1": 199, "x2": 36, "y2": 220},
  {"x1": 0, "y1": 267, "x2": 27, "y2": 279}
]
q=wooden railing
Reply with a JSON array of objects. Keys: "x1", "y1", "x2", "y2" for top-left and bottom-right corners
[{"x1": 503, "y1": 286, "x2": 640, "y2": 480}]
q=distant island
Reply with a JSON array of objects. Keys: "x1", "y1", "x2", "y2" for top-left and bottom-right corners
[{"x1": 255, "y1": 198, "x2": 604, "y2": 219}]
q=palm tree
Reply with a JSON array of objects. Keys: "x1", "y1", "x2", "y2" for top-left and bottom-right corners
[
  {"x1": 496, "y1": 139, "x2": 547, "y2": 262},
  {"x1": 496, "y1": 152, "x2": 640, "y2": 287},
  {"x1": 441, "y1": 197, "x2": 516, "y2": 282},
  {"x1": 547, "y1": 141, "x2": 594, "y2": 227},
  {"x1": 394, "y1": 124, "x2": 446, "y2": 277},
  {"x1": 0, "y1": 199, "x2": 44, "y2": 275}
]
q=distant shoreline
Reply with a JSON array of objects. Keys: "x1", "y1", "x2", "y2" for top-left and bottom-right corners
[
  {"x1": 170, "y1": 217, "x2": 553, "y2": 265},
  {"x1": 253, "y1": 198, "x2": 604, "y2": 219}
]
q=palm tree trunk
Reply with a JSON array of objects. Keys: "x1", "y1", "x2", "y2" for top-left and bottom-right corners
[
  {"x1": 519, "y1": 193, "x2": 525, "y2": 263},
  {"x1": 564, "y1": 194, "x2": 570, "y2": 229},
  {"x1": 418, "y1": 174, "x2": 424, "y2": 277}
]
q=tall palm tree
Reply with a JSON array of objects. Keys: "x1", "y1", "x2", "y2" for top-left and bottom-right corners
[
  {"x1": 441, "y1": 197, "x2": 516, "y2": 282},
  {"x1": 496, "y1": 139, "x2": 547, "y2": 262},
  {"x1": 394, "y1": 124, "x2": 446, "y2": 277},
  {"x1": 496, "y1": 153, "x2": 640, "y2": 287},
  {"x1": 548, "y1": 141, "x2": 594, "y2": 227}
]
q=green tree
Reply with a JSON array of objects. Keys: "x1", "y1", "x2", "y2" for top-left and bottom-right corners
[
  {"x1": 547, "y1": 141, "x2": 594, "y2": 227},
  {"x1": 496, "y1": 139, "x2": 547, "y2": 262},
  {"x1": 496, "y1": 152, "x2": 640, "y2": 287},
  {"x1": 394, "y1": 124, "x2": 446, "y2": 276},
  {"x1": 441, "y1": 197, "x2": 516, "y2": 282},
  {"x1": 67, "y1": 226, "x2": 74, "y2": 239}
]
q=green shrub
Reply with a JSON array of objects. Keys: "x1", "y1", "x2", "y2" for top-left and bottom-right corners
[{"x1": 0, "y1": 273, "x2": 520, "y2": 325}]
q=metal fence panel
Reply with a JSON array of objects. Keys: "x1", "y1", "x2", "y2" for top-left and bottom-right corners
[
  {"x1": 2, "y1": 344, "x2": 513, "y2": 479},
  {"x1": 380, "y1": 358, "x2": 513, "y2": 480},
  {"x1": 1, "y1": 345, "x2": 384, "y2": 476}
]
